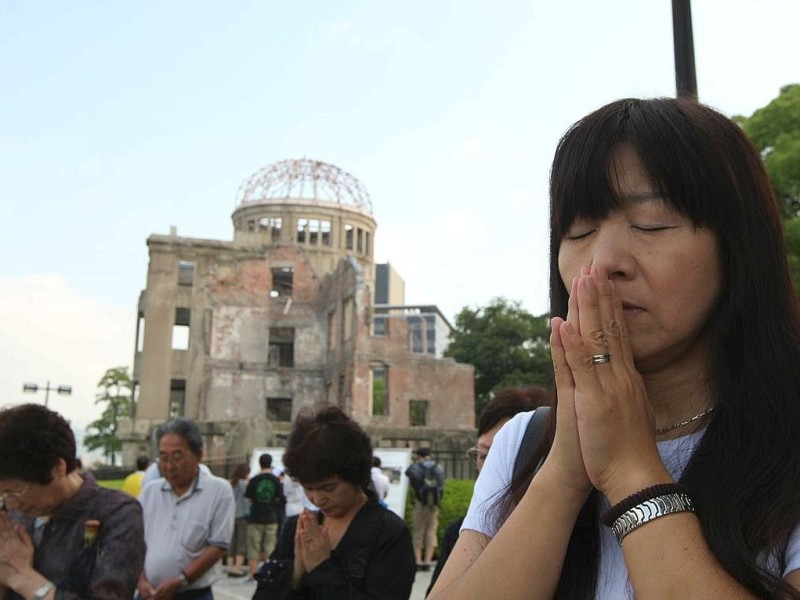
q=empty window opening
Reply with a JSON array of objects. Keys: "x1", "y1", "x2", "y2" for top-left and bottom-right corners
[
  {"x1": 271, "y1": 267, "x2": 293, "y2": 298},
  {"x1": 357, "y1": 228, "x2": 363, "y2": 253},
  {"x1": 131, "y1": 382, "x2": 140, "y2": 417},
  {"x1": 371, "y1": 366, "x2": 388, "y2": 416},
  {"x1": 309, "y1": 219, "x2": 320, "y2": 245},
  {"x1": 267, "y1": 397, "x2": 293, "y2": 422},
  {"x1": 342, "y1": 297, "x2": 354, "y2": 340},
  {"x1": 297, "y1": 218, "x2": 308, "y2": 243},
  {"x1": 345, "y1": 224, "x2": 354, "y2": 250},
  {"x1": 268, "y1": 327, "x2": 295, "y2": 367},
  {"x1": 178, "y1": 261, "x2": 195, "y2": 286},
  {"x1": 172, "y1": 307, "x2": 190, "y2": 350},
  {"x1": 410, "y1": 400, "x2": 429, "y2": 426},
  {"x1": 373, "y1": 315, "x2": 386, "y2": 337},
  {"x1": 257, "y1": 216, "x2": 282, "y2": 241},
  {"x1": 408, "y1": 315, "x2": 435, "y2": 354},
  {"x1": 247, "y1": 219, "x2": 257, "y2": 232},
  {"x1": 169, "y1": 379, "x2": 186, "y2": 417},
  {"x1": 136, "y1": 313, "x2": 145, "y2": 352},
  {"x1": 321, "y1": 220, "x2": 331, "y2": 246},
  {"x1": 365, "y1": 231, "x2": 371, "y2": 255}
]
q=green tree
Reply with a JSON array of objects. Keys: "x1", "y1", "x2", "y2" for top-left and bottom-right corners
[
  {"x1": 735, "y1": 83, "x2": 800, "y2": 216},
  {"x1": 445, "y1": 298, "x2": 552, "y2": 419},
  {"x1": 84, "y1": 366, "x2": 133, "y2": 466},
  {"x1": 736, "y1": 84, "x2": 800, "y2": 293}
]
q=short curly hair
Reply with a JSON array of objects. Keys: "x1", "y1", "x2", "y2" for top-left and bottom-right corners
[
  {"x1": 0, "y1": 403, "x2": 77, "y2": 484},
  {"x1": 282, "y1": 406, "x2": 372, "y2": 490}
]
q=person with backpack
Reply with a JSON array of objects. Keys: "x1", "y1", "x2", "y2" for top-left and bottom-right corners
[
  {"x1": 405, "y1": 447, "x2": 444, "y2": 571},
  {"x1": 245, "y1": 453, "x2": 285, "y2": 581}
]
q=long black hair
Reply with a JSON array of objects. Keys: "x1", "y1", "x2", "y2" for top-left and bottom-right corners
[{"x1": 501, "y1": 98, "x2": 800, "y2": 598}]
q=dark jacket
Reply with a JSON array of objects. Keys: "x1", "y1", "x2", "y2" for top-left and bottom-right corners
[
  {"x1": 9, "y1": 472, "x2": 145, "y2": 600},
  {"x1": 271, "y1": 501, "x2": 415, "y2": 599}
]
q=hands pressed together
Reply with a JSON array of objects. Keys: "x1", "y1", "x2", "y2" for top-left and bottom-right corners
[
  {"x1": 547, "y1": 267, "x2": 671, "y2": 505},
  {"x1": 0, "y1": 512, "x2": 35, "y2": 590},
  {"x1": 292, "y1": 509, "x2": 332, "y2": 584},
  {"x1": 136, "y1": 576, "x2": 182, "y2": 600}
]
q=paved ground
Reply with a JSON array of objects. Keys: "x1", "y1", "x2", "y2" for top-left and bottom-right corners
[{"x1": 213, "y1": 568, "x2": 432, "y2": 600}]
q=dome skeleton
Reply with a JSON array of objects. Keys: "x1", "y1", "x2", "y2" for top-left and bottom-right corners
[{"x1": 236, "y1": 158, "x2": 373, "y2": 214}]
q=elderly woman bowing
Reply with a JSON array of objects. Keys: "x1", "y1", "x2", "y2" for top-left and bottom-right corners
[{"x1": 0, "y1": 403, "x2": 145, "y2": 600}]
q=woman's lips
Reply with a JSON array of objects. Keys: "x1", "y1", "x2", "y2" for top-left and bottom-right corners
[{"x1": 622, "y1": 302, "x2": 645, "y2": 316}]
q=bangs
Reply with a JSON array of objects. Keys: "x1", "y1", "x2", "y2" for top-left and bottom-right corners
[{"x1": 550, "y1": 98, "x2": 719, "y2": 240}]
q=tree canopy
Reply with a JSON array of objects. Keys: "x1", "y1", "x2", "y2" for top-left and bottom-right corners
[
  {"x1": 736, "y1": 84, "x2": 800, "y2": 292},
  {"x1": 84, "y1": 366, "x2": 133, "y2": 466},
  {"x1": 735, "y1": 83, "x2": 800, "y2": 216},
  {"x1": 445, "y1": 297, "x2": 552, "y2": 419}
]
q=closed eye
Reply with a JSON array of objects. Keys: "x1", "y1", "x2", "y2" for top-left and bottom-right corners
[
  {"x1": 632, "y1": 225, "x2": 675, "y2": 233},
  {"x1": 563, "y1": 229, "x2": 595, "y2": 241}
]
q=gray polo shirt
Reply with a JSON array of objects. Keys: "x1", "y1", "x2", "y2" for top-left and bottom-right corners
[{"x1": 139, "y1": 467, "x2": 235, "y2": 590}]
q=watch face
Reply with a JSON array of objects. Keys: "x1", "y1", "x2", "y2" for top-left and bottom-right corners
[{"x1": 33, "y1": 582, "x2": 54, "y2": 599}]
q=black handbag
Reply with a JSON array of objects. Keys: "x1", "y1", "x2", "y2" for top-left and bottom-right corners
[{"x1": 252, "y1": 557, "x2": 293, "y2": 600}]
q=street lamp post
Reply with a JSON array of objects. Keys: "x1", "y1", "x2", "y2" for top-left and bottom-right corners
[
  {"x1": 22, "y1": 381, "x2": 72, "y2": 407},
  {"x1": 672, "y1": 0, "x2": 698, "y2": 99}
]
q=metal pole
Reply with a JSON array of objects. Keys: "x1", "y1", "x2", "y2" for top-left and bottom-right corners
[
  {"x1": 672, "y1": 0, "x2": 698, "y2": 100},
  {"x1": 22, "y1": 381, "x2": 71, "y2": 407}
]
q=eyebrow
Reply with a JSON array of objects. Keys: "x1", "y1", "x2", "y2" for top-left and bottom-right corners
[
  {"x1": 303, "y1": 481, "x2": 337, "y2": 490},
  {"x1": 618, "y1": 192, "x2": 664, "y2": 203}
]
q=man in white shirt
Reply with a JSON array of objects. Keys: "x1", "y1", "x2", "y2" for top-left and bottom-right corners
[{"x1": 137, "y1": 418, "x2": 234, "y2": 600}]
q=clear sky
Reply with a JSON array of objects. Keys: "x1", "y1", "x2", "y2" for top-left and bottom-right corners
[{"x1": 1, "y1": 0, "x2": 798, "y2": 437}]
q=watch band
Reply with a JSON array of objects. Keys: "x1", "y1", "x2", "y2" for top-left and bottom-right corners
[
  {"x1": 179, "y1": 571, "x2": 190, "y2": 587},
  {"x1": 33, "y1": 581, "x2": 55, "y2": 600},
  {"x1": 611, "y1": 491, "x2": 695, "y2": 544}
]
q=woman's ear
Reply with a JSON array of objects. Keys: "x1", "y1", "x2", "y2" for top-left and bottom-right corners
[{"x1": 50, "y1": 457, "x2": 68, "y2": 479}]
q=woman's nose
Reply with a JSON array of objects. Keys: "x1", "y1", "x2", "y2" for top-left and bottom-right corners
[{"x1": 589, "y1": 228, "x2": 635, "y2": 279}]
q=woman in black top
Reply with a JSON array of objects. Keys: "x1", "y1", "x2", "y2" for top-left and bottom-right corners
[{"x1": 268, "y1": 406, "x2": 415, "y2": 599}]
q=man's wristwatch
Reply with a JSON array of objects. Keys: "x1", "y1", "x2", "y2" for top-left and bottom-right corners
[
  {"x1": 33, "y1": 581, "x2": 55, "y2": 600},
  {"x1": 179, "y1": 571, "x2": 190, "y2": 587}
]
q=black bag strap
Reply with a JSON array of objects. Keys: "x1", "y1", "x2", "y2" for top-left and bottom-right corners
[{"x1": 513, "y1": 406, "x2": 551, "y2": 480}]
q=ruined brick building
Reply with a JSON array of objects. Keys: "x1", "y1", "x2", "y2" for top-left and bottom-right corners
[{"x1": 119, "y1": 159, "x2": 475, "y2": 467}]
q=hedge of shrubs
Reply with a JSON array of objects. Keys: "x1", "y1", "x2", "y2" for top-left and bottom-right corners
[{"x1": 404, "y1": 478, "x2": 476, "y2": 554}]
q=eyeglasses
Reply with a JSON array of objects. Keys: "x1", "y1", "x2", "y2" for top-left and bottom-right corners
[
  {"x1": 0, "y1": 482, "x2": 31, "y2": 507},
  {"x1": 158, "y1": 452, "x2": 188, "y2": 465},
  {"x1": 465, "y1": 447, "x2": 488, "y2": 468}
]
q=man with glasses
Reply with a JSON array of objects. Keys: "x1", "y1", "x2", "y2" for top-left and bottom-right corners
[
  {"x1": 426, "y1": 386, "x2": 549, "y2": 595},
  {"x1": 0, "y1": 403, "x2": 145, "y2": 599},
  {"x1": 137, "y1": 417, "x2": 234, "y2": 600}
]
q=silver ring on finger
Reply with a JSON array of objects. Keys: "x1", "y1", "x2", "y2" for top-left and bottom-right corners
[{"x1": 591, "y1": 353, "x2": 611, "y2": 365}]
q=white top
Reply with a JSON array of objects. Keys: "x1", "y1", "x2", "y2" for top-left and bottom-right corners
[
  {"x1": 371, "y1": 466, "x2": 390, "y2": 499},
  {"x1": 281, "y1": 475, "x2": 307, "y2": 517},
  {"x1": 462, "y1": 410, "x2": 800, "y2": 598}
]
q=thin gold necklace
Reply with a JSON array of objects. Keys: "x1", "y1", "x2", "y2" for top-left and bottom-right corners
[{"x1": 655, "y1": 405, "x2": 717, "y2": 435}]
